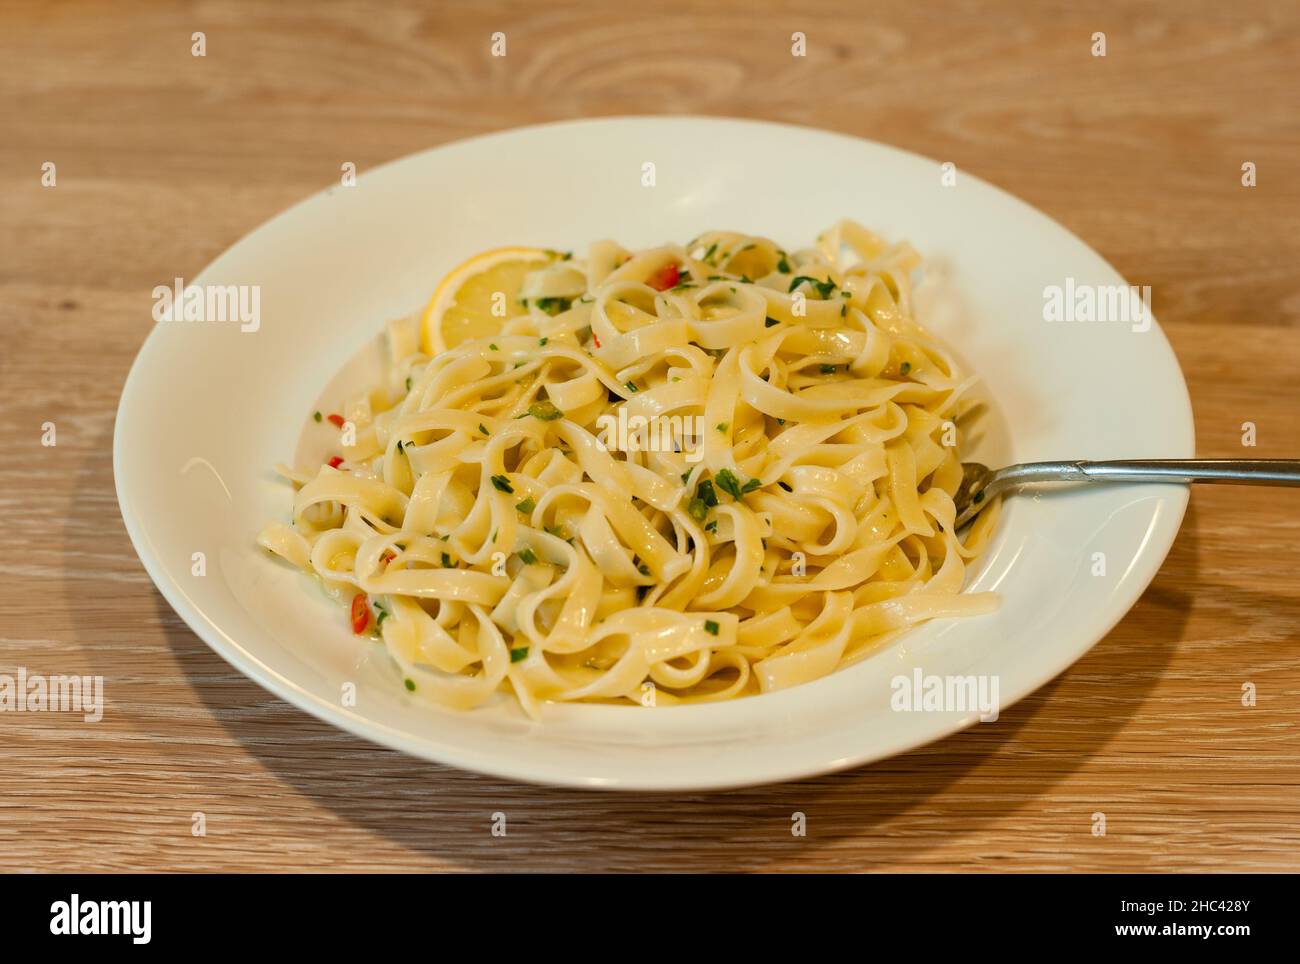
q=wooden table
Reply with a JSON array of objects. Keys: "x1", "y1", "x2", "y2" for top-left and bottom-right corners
[{"x1": 2, "y1": 0, "x2": 1297, "y2": 873}]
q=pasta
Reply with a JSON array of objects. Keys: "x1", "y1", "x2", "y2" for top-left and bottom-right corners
[{"x1": 258, "y1": 221, "x2": 1000, "y2": 717}]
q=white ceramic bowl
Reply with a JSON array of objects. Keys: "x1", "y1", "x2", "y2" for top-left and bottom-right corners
[{"x1": 114, "y1": 117, "x2": 1193, "y2": 790}]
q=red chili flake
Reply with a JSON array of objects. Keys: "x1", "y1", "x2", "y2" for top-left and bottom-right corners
[
  {"x1": 327, "y1": 413, "x2": 345, "y2": 428},
  {"x1": 592, "y1": 332, "x2": 601, "y2": 349},
  {"x1": 380, "y1": 549, "x2": 396, "y2": 565},
  {"x1": 647, "y1": 263, "x2": 680, "y2": 291},
  {"x1": 350, "y1": 593, "x2": 370, "y2": 634},
  {"x1": 327, "y1": 456, "x2": 344, "y2": 469}
]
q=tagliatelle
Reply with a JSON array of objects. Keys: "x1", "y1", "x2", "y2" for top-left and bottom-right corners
[{"x1": 258, "y1": 221, "x2": 1001, "y2": 718}]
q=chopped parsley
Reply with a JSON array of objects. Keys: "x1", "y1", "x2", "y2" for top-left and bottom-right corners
[
  {"x1": 528, "y1": 399, "x2": 564, "y2": 421},
  {"x1": 510, "y1": 646, "x2": 529, "y2": 663},
  {"x1": 788, "y1": 275, "x2": 838, "y2": 299},
  {"x1": 716, "y1": 422, "x2": 729, "y2": 433},
  {"x1": 703, "y1": 619, "x2": 720, "y2": 636},
  {"x1": 777, "y1": 253, "x2": 791, "y2": 273},
  {"x1": 441, "y1": 552, "x2": 453, "y2": 568},
  {"x1": 534, "y1": 297, "x2": 571, "y2": 316},
  {"x1": 687, "y1": 497, "x2": 709, "y2": 522},
  {"x1": 479, "y1": 423, "x2": 489, "y2": 435},
  {"x1": 900, "y1": 361, "x2": 912, "y2": 375},
  {"x1": 404, "y1": 678, "x2": 416, "y2": 692},
  {"x1": 312, "y1": 411, "x2": 322, "y2": 422},
  {"x1": 515, "y1": 496, "x2": 536, "y2": 514},
  {"x1": 714, "y1": 469, "x2": 761, "y2": 501},
  {"x1": 490, "y1": 474, "x2": 514, "y2": 493},
  {"x1": 489, "y1": 343, "x2": 499, "y2": 351},
  {"x1": 626, "y1": 381, "x2": 639, "y2": 393},
  {"x1": 714, "y1": 469, "x2": 742, "y2": 500},
  {"x1": 696, "y1": 480, "x2": 719, "y2": 507},
  {"x1": 820, "y1": 363, "x2": 837, "y2": 374},
  {"x1": 517, "y1": 546, "x2": 538, "y2": 565}
]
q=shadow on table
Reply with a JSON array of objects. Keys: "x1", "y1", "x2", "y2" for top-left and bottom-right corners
[{"x1": 106, "y1": 495, "x2": 1210, "y2": 871}]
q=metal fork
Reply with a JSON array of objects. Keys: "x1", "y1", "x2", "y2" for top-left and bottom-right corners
[{"x1": 954, "y1": 459, "x2": 1300, "y2": 529}]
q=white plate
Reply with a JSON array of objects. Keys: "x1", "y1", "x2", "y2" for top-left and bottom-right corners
[{"x1": 114, "y1": 116, "x2": 1193, "y2": 790}]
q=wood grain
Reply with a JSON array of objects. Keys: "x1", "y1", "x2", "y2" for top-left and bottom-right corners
[{"x1": 1, "y1": 0, "x2": 1298, "y2": 873}]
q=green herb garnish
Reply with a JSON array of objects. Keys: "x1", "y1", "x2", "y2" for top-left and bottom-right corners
[
  {"x1": 528, "y1": 399, "x2": 564, "y2": 421},
  {"x1": 510, "y1": 647, "x2": 529, "y2": 663},
  {"x1": 715, "y1": 468, "x2": 745, "y2": 500},
  {"x1": 704, "y1": 619, "x2": 719, "y2": 636},
  {"x1": 490, "y1": 474, "x2": 514, "y2": 493},
  {"x1": 518, "y1": 546, "x2": 538, "y2": 565},
  {"x1": 516, "y1": 496, "x2": 536, "y2": 514},
  {"x1": 788, "y1": 275, "x2": 838, "y2": 299},
  {"x1": 535, "y1": 297, "x2": 571, "y2": 316}
]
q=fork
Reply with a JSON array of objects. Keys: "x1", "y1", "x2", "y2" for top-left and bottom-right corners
[{"x1": 954, "y1": 459, "x2": 1300, "y2": 529}]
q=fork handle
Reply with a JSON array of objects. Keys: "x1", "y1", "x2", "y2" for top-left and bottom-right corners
[{"x1": 1000, "y1": 459, "x2": 1300, "y2": 487}]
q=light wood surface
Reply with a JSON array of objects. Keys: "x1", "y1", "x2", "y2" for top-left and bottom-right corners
[{"x1": 2, "y1": 0, "x2": 1298, "y2": 873}]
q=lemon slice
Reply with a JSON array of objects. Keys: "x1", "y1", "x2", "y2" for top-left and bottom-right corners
[{"x1": 420, "y1": 247, "x2": 552, "y2": 354}]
